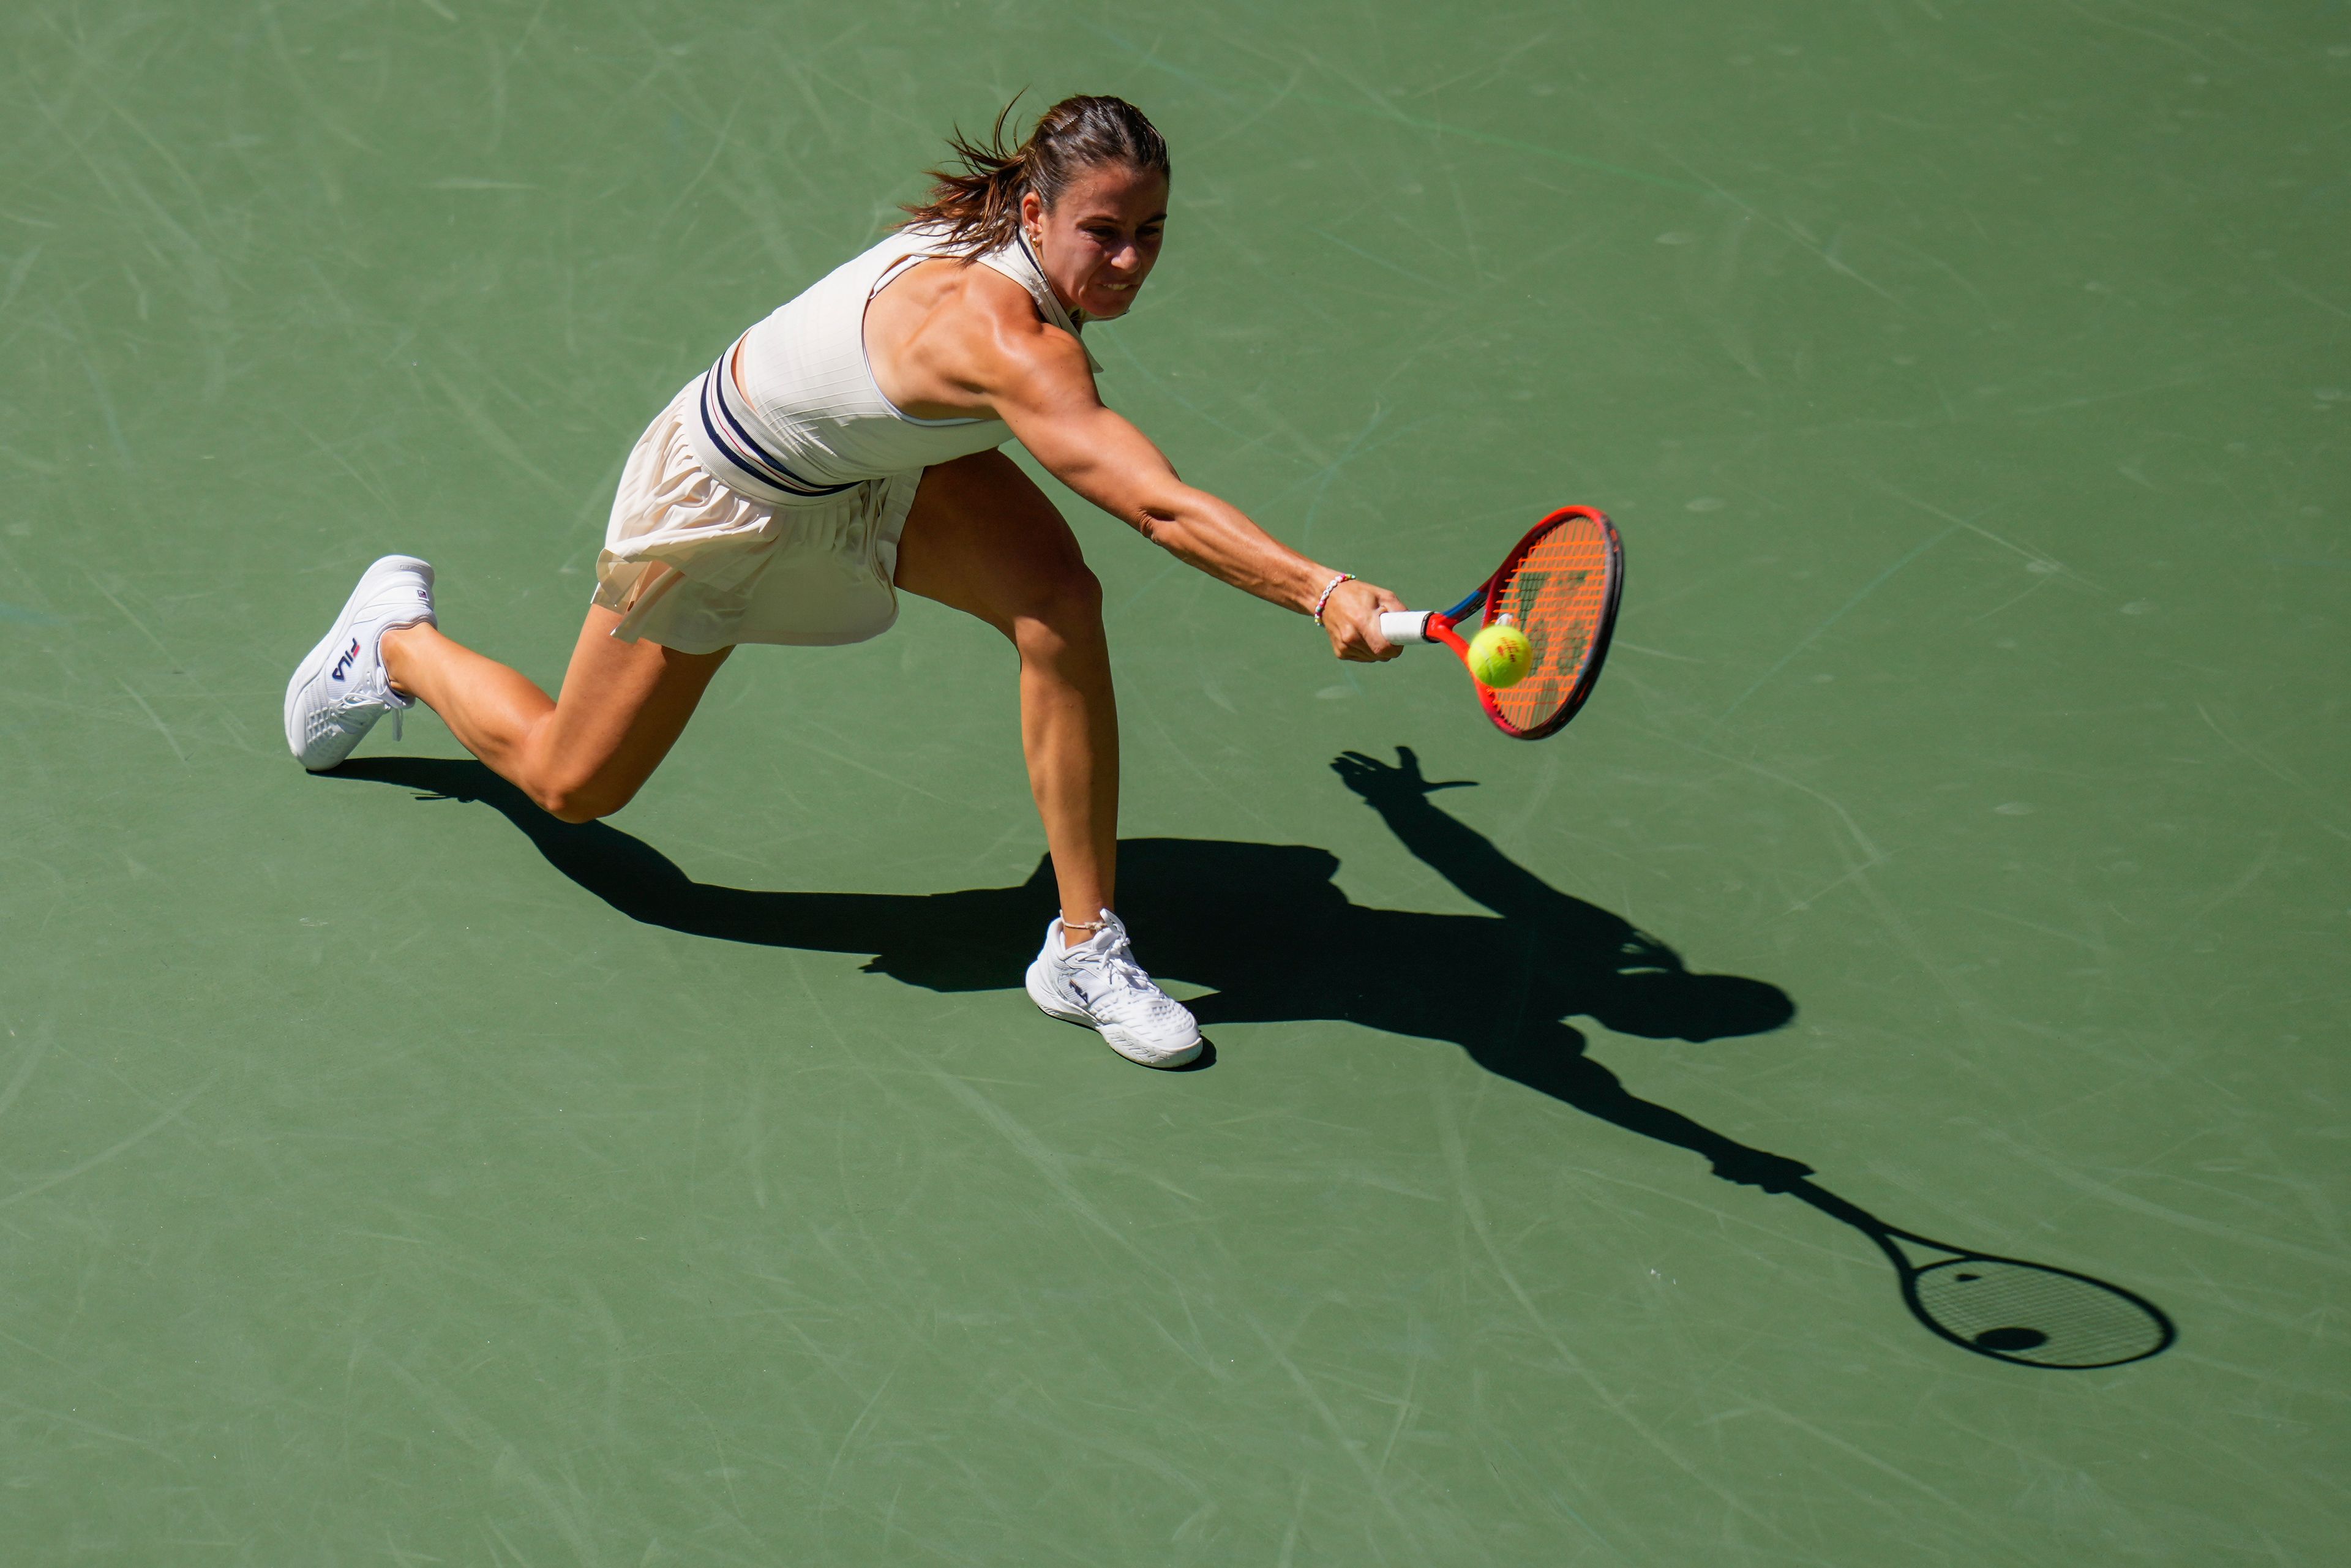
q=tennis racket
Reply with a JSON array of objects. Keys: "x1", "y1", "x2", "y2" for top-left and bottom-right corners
[
  {"x1": 1790, "y1": 1180, "x2": 2175, "y2": 1369},
  {"x1": 1378, "y1": 506, "x2": 1624, "y2": 740}
]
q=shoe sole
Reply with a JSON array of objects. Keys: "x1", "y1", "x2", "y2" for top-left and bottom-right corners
[
  {"x1": 284, "y1": 555, "x2": 434, "y2": 770},
  {"x1": 1025, "y1": 958, "x2": 1204, "y2": 1069}
]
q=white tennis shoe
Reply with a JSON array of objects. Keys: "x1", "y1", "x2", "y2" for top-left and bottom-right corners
[
  {"x1": 283, "y1": 555, "x2": 436, "y2": 771},
  {"x1": 1025, "y1": 910, "x2": 1202, "y2": 1068}
]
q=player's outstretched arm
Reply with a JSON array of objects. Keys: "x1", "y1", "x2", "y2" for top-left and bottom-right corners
[{"x1": 986, "y1": 325, "x2": 1405, "y2": 661}]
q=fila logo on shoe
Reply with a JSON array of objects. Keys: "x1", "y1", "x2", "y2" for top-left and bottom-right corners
[{"x1": 330, "y1": 637, "x2": 362, "y2": 681}]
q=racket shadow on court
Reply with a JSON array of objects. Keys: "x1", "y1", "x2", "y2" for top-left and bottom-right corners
[{"x1": 330, "y1": 747, "x2": 2173, "y2": 1371}]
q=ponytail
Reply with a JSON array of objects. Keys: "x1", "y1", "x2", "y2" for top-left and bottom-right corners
[{"x1": 901, "y1": 93, "x2": 1170, "y2": 257}]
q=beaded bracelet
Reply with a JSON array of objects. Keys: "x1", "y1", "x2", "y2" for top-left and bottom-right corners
[{"x1": 1310, "y1": 572, "x2": 1355, "y2": 625}]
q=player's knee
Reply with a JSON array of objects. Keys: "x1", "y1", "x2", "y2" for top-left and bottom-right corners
[
  {"x1": 1032, "y1": 560, "x2": 1103, "y2": 623},
  {"x1": 537, "y1": 773, "x2": 636, "y2": 824},
  {"x1": 1010, "y1": 565, "x2": 1103, "y2": 655},
  {"x1": 539, "y1": 789, "x2": 609, "y2": 824}
]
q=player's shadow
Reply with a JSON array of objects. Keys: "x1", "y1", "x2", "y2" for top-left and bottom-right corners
[
  {"x1": 332, "y1": 747, "x2": 2183, "y2": 1364},
  {"x1": 331, "y1": 747, "x2": 1807, "y2": 1188}
]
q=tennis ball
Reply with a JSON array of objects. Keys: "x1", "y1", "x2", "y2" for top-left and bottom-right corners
[{"x1": 1467, "y1": 619, "x2": 1532, "y2": 688}]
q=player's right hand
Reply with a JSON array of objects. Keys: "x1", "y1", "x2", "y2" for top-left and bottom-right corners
[
  {"x1": 1322, "y1": 579, "x2": 1406, "y2": 662},
  {"x1": 1709, "y1": 1147, "x2": 1815, "y2": 1192},
  {"x1": 1330, "y1": 747, "x2": 1474, "y2": 803}
]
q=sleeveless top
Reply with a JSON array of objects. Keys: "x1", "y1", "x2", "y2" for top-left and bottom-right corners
[{"x1": 684, "y1": 227, "x2": 1103, "y2": 509}]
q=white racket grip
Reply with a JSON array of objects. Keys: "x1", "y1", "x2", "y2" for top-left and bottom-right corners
[{"x1": 1379, "y1": 610, "x2": 1435, "y2": 645}]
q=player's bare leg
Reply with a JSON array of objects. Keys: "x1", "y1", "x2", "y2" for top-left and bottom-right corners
[
  {"x1": 381, "y1": 594, "x2": 732, "y2": 823},
  {"x1": 894, "y1": 449, "x2": 1119, "y2": 943},
  {"x1": 894, "y1": 449, "x2": 1196, "y2": 1067}
]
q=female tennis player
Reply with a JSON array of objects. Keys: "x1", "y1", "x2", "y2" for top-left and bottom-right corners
[{"x1": 285, "y1": 95, "x2": 1404, "y2": 1069}]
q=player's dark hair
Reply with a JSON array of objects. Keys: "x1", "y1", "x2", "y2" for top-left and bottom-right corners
[{"x1": 901, "y1": 93, "x2": 1169, "y2": 258}]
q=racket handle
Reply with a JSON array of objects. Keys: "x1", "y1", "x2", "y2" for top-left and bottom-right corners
[{"x1": 1379, "y1": 610, "x2": 1436, "y2": 645}]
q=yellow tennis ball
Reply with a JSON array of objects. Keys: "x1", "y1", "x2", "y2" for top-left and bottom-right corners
[{"x1": 1467, "y1": 620, "x2": 1532, "y2": 688}]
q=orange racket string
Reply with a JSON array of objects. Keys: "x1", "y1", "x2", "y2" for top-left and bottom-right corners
[{"x1": 1482, "y1": 515, "x2": 1615, "y2": 736}]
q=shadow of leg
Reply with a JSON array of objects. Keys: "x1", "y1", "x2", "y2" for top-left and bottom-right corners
[{"x1": 326, "y1": 757, "x2": 1050, "y2": 988}]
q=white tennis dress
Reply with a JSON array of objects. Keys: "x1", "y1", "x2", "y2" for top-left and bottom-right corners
[{"x1": 594, "y1": 227, "x2": 1099, "y2": 653}]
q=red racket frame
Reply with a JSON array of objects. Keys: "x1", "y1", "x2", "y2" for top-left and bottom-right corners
[{"x1": 1420, "y1": 506, "x2": 1622, "y2": 740}]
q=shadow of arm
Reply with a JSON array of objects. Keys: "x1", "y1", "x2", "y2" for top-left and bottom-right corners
[
  {"x1": 1332, "y1": 748, "x2": 1586, "y2": 926},
  {"x1": 1469, "y1": 1024, "x2": 1813, "y2": 1191}
]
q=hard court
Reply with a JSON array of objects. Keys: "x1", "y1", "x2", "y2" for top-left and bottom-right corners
[{"x1": 2, "y1": 2, "x2": 2345, "y2": 1562}]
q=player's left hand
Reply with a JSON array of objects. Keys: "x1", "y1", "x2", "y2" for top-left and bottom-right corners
[{"x1": 1321, "y1": 579, "x2": 1406, "y2": 662}]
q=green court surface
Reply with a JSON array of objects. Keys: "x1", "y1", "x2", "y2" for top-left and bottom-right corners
[{"x1": 4, "y1": 2, "x2": 2347, "y2": 1562}]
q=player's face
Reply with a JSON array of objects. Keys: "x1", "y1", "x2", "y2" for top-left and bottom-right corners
[{"x1": 1022, "y1": 164, "x2": 1168, "y2": 321}]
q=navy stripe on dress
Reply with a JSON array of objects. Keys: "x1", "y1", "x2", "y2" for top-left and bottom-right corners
[{"x1": 697, "y1": 346, "x2": 857, "y2": 499}]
